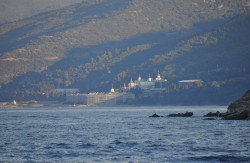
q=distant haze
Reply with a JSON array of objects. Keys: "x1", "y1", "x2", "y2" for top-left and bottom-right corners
[{"x1": 0, "y1": 0, "x2": 82, "y2": 24}]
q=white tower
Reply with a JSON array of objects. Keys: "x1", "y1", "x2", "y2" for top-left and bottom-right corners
[
  {"x1": 156, "y1": 70, "x2": 162, "y2": 81},
  {"x1": 110, "y1": 84, "x2": 115, "y2": 93},
  {"x1": 129, "y1": 78, "x2": 135, "y2": 88},
  {"x1": 148, "y1": 74, "x2": 152, "y2": 81},
  {"x1": 138, "y1": 74, "x2": 141, "y2": 81}
]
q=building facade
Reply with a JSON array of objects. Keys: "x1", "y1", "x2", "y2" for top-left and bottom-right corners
[
  {"x1": 126, "y1": 72, "x2": 167, "y2": 91},
  {"x1": 52, "y1": 88, "x2": 79, "y2": 96},
  {"x1": 66, "y1": 92, "x2": 135, "y2": 106},
  {"x1": 65, "y1": 72, "x2": 168, "y2": 105}
]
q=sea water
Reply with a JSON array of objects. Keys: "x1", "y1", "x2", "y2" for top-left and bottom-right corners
[{"x1": 0, "y1": 106, "x2": 249, "y2": 163}]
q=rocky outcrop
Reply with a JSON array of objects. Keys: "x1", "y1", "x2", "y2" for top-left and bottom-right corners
[
  {"x1": 149, "y1": 112, "x2": 193, "y2": 117},
  {"x1": 203, "y1": 118, "x2": 215, "y2": 120},
  {"x1": 227, "y1": 90, "x2": 250, "y2": 114},
  {"x1": 149, "y1": 113, "x2": 162, "y2": 117},
  {"x1": 203, "y1": 111, "x2": 221, "y2": 117},
  {"x1": 224, "y1": 90, "x2": 250, "y2": 120},
  {"x1": 222, "y1": 110, "x2": 249, "y2": 120},
  {"x1": 167, "y1": 112, "x2": 193, "y2": 117}
]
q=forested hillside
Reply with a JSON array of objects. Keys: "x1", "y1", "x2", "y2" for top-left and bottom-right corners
[{"x1": 0, "y1": 0, "x2": 249, "y2": 104}]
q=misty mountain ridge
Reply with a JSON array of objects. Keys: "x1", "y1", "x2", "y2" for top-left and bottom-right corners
[{"x1": 0, "y1": 0, "x2": 249, "y2": 104}]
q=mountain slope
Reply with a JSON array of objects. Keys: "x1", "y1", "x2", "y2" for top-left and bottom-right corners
[
  {"x1": 0, "y1": 0, "x2": 82, "y2": 24},
  {"x1": 0, "y1": 0, "x2": 249, "y2": 104},
  {"x1": 0, "y1": 0, "x2": 248, "y2": 84}
]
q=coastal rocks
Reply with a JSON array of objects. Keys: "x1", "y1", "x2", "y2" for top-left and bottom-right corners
[
  {"x1": 149, "y1": 112, "x2": 193, "y2": 117},
  {"x1": 203, "y1": 111, "x2": 221, "y2": 117},
  {"x1": 149, "y1": 113, "x2": 162, "y2": 117},
  {"x1": 227, "y1": 90, "x2": 250, "y2": 114},
  {"x1": 224, "y1": 90, "x2": 250, "y2": 120},
  {"x1": 203, "y1": 118, "x2": 215, "y2": 120},
  {"x1": 222, "y1": 110, "x2": 249, "y2": 120},
  {"x1": 201, "y1": 90, "x2": 250, "y2": 120},
  {"x1": 167, "y1": 112, "x2": 193, "y2": 117}
]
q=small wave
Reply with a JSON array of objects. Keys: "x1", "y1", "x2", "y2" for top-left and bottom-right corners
[
  {"x1": 4, "y1": 142, "x2": 10, "y2": 145},
  {"x1": 144, "y1": 150, "x2": 152, "y2": 154},
  {"x1": 79, "y1": 143, "x2": 95, "y2": 148},
  {"x1": 189, "y1": 155, "x2": 250, "y2": 162},
  {"x1": 124, "y1": 142, "x2": 138, "y2": 147},
  {"x1": 65, "y1": 152, "x2": 80, "y2": 158},
  {"x1": 146, "y1": 144, "x2": 166, "y2": 148},
  {"x1": 131, "y1": 127, "x2": 139, "y2": 129},
  {"x1": 191, "y1": 146, "x2": 225, "y2": 153},
  {"x1": 23, "y1": 155, "x2": 32, "y2": 160},
  {"x1": 49, "y1": 153, "x2": 62, "y2": 159},
  {"x1": 27, "y1": 116, "x2": 39, "y2": 118},
  {"x1": 156, "y1": 126, "x2": 165, "y2": 129},
  {"x1": 145, "y1": 144, "x2": 168, "y2": 152},
  {"x1": 26, "y1": 134, "x2": 33, "y2": 138},
  {"x1": 44, "y1": 146, "x2": 53, "y2": 149},
  {"x1": 110, "y1": 140, "x2": 139, "y2": 148},
  {"x1": 49, "y1": 142, "x2": 71, "y2": 149},
  {"x1": 112, "y1": 140, "x2": 123, "y2": 145},
  {"x1": 144, "y1": 140, "x2": 153, "y2": 144}
]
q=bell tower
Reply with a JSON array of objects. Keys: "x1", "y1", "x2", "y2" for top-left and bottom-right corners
[
  {"x1": 138, "y1": 74, "x2": 141, "y2": 81},
  {"x1": 148, "y1": 74, "x2": 152, "y2": 81},
  {"x1": 156, "y1": 70, "x2": 162, "y2": 81},
  {"x1": 110, "y1": 84, "x2": 115, "y2": 93}
]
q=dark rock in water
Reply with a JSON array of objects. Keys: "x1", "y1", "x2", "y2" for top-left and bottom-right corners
[
  {"x1": 222, "y1": 110, "x2": 249, "y2": 120},
  {"x1": 227, "y1": 90, "x2": 250, "y2": 114},
  {"x1": 203, "y1": 111, "x2": 220, "y2": 117},
  {"x1": 167, "y1": 112, "x2": 193, "y2": 117},
  {"x1": 203, "y1": 118, "x2": 215, "y2": 120},
  {"x1": 149, "y1": 113, "x2": 162, "y2": 117}
]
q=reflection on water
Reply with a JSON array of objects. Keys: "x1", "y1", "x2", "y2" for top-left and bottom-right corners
[{"x1": 0, "y1": 106, "x2": 249, "y2": 162}]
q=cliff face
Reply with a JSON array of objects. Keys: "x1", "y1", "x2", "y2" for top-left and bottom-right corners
[{"x1": 227, "y1": 90, "x2": 250, "y2": 113}]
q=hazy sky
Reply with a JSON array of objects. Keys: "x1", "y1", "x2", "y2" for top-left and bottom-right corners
[{"x1": 0, "y1": 0, "x2": 82, "y2": 24}]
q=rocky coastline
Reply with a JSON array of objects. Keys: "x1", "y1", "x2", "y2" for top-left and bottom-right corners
[
  {"x1": 227, "y1": 90, "x2": 250, "y2": 113},
  {"x1": 149, "y1": 90, "x2": 250, "y2": 120},
  {"x1": 0, "y1": 101, "x2": 89, "y2": 108},
  {"x1": 201, "y1": 90, "x2": 250, "y2": 120},
  {"x1": 2, "y1": 90, "x2": 250, "y2": 121},
  {"x1": 149, "y1": 112, "x2": 193, "y2": 118},
  {"x1": 223, "y1": 90, "x2": 250, "y2": 120}
]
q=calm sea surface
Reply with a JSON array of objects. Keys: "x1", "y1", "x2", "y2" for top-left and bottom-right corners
[{"x1": 0, "y1": 106, "x2": 249, "y2": 163}]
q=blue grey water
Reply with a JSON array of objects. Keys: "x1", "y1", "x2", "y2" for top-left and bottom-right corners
[{"x1": 0, "y1": 106, "x2": 249, "y2": 163}]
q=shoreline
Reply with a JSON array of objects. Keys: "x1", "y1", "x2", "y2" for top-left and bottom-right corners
[
  {"x1": 0, "y1": 102, "x2": 228, "y2": 109},
  {"x1": 0, "y1": 101, "x2": 90, "y2": 109}
]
